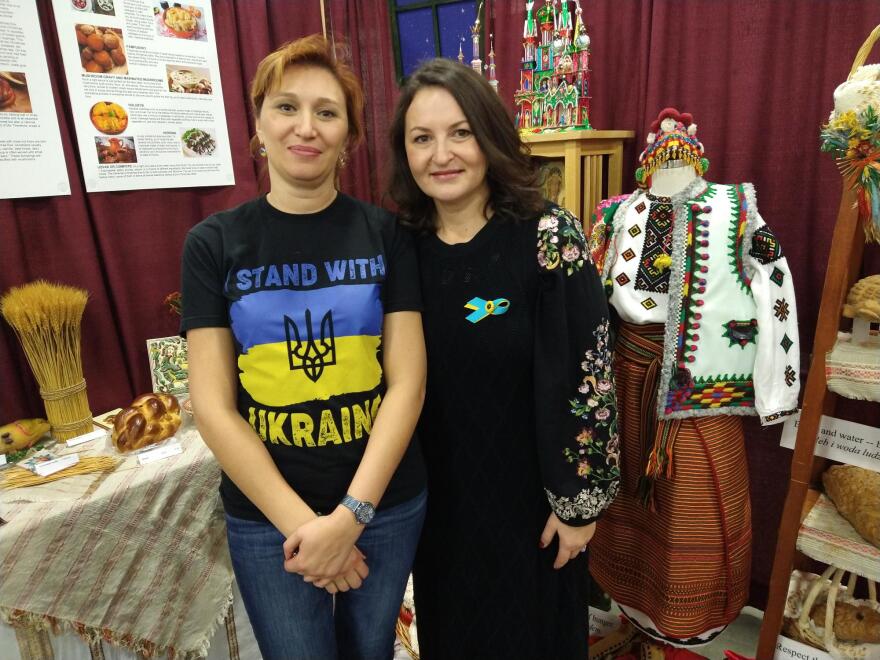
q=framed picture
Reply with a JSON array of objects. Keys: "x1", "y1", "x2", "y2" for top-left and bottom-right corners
[
  {"x1": 93, "y1": 408, "x2": 122, "y2": 430},
  {"x1": 146, "y1": 336, "x2": 189, "y2": 395},
  {"x1": 537, "y1": 158, "x2": 565, "y2": 207}
]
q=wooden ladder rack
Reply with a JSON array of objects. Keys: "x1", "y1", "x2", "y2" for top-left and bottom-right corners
[{"x1": 755, "y1": 178, "x2": 864, "y2": 659}]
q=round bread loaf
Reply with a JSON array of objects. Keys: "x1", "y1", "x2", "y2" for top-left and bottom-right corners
[
  {"x1": 86, "y1": 33, "x2": 105, "y2": 52},
  {"x1": 111, "y1": 393, "x2": 181, "y2": 452},
  {"x1": 810, "y1": 600, "x2": 880, "y2": 643},
  {"x1": 94, "y1": 51, "x2": 113, "y2": 70}
]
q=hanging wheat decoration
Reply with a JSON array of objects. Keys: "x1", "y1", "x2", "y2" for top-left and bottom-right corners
[{"x1": 0, "y1": 281, "x2": 92, "y2": 441}]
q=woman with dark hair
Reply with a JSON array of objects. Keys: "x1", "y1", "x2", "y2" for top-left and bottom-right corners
[
  {"x1": 181, "y1": 35, "x2": 427, "y2": 659},
  {"x1": 388, "y1": 57, "x2": 620, "y2": 659}
]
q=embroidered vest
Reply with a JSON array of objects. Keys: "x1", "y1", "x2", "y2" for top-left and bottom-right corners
[{"x1": 591, "y1": 179, "x2": 793, "y2": 420}]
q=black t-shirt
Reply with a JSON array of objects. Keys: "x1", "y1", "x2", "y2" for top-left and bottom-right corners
[{"x1": 180, "y1": 193, "x2": 426, "y2": 520}]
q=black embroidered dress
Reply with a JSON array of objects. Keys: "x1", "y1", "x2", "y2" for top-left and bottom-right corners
[{"x1": 412, "y1": 207, "x2": 619, "y2": 660}]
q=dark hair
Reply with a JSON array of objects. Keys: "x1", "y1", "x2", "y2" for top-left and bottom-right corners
[{"x1": 387, "y1": 58, "x2": 544, "y2": 230}]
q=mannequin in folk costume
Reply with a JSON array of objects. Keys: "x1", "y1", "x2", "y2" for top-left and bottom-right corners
[{"x1": 588, "y1": 108, "x2": 801, "y2": 645}]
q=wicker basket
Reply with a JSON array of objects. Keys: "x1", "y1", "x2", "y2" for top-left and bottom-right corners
[
  {"x1": 831, "y1": 25, "x2": 880, "y2": 120},
  {"x1": 789, "y1": 566, "x2": 880, "y2": 659}
]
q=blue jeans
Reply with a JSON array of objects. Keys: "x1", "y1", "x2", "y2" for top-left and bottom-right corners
[{"x1": 225, "y1": 490, "x2": 426, "y2": 660}]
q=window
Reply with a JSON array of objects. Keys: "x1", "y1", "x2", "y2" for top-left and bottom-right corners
[{"x1": 389, "y1": 0, "x2": 480, "y2": 79}]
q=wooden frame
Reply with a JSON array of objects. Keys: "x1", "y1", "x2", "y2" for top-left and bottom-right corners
[
  {"x1": 388, "y1": 0, "x2": 483, "y2": 82},
  {"x1": 536, "y1": 158, "x2": 566, "y2": 207},
  {"x1": 522, "y1": 130, "x2": 635, "y2": 226}
]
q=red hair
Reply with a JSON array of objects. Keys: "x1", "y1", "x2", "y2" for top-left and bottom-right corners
[{"x1": 248, "y1": 34, "x2": 365, "y2": 157}]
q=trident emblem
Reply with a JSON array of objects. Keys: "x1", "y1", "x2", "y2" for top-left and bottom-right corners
[{"x1": 285, "y1": 309, "x2": 336, "y2": 382}]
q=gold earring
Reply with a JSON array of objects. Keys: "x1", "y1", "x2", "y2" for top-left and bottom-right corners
[
  {"x1": 338, "y1": 150, "x2": 348, "y2": 168},
  {"x1": 258, "y1": 143, "x2": 267, "y2": 158}
]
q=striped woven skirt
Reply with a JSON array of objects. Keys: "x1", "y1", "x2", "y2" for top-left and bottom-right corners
[{"x1": 590, "y1": 322, "x2": 751, "y2": 642}]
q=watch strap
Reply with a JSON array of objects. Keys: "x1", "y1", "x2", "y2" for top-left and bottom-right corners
[{"x1": 340, "y1": 494, "x2": 375, "y2": 524}]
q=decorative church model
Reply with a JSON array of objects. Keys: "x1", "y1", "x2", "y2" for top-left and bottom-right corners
[
  {"x1": 514, "y1": 0, "x2": 592, "y2": 134},
  {"x1": 458, "y1": 1, "x2": 499, "y2": 94}
]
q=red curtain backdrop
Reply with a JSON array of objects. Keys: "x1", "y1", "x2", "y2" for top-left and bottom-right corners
[
  {"x1": 492, "y1": 0, "x2": 880, "y2": 606},
  {"x1": 4, "y1": 0, "x2": 880, "y2": 609}
]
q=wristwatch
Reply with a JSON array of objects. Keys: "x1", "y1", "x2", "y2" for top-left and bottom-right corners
[{"x1": 340, "y1": 494, "x2": 375, "y2": 525}]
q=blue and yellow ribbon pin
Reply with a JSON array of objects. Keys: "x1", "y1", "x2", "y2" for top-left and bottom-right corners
[{"x1": 464, "y1": 297, "x2": 510, "y2": 323}]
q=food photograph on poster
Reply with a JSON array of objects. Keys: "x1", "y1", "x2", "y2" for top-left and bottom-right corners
[
  {"x1": 154, "y1": 3, "x2": 208, "y2": 41},
  {"x1": 71, "y1": 0, "x2": 116, "y2": 15},
  {"x1": 75, "y1": 23, "x2": 127, "y2": 74},
  {"x1": 166, "y1": 64, "x2": 213, "y2": 94},
  {"x1": 180, "y1": 126, "x2": 217, "y2": 156},
  {"x1": 3, "y1": 2, "x2": 880, "y2": 660},
  {"x1": 88, "y1": 100, "x2": 128, "y2": 134},
  {"x1": 94, "y1": 135, "x2": 136, "y2": 163},
  {"x1": 0, "y1": 72, "x2": 31, "y2": 113}
]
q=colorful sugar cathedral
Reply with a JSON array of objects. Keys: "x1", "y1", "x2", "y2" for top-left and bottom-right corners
[
  {"x1": 458, "y1": 1, "x2": 499, "y2": 94},
  {"x1": 515, "y1": 0, "x2": 592, "y2": 134}
]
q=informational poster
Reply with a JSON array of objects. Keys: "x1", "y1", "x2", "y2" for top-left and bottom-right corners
[
  {"x1": 52, "y1": 0, "x2": 234, "y2": 192},
  {"x1": 0, "y1": 0, "x2": 70, "y2": 199},
  {"x1": 780, "y1": 411, "x2": 880, "y2": 473}
]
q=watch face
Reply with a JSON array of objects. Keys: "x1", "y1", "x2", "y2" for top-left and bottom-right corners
[{"x1": 356, "y1": 502, "x2": 375, "y2": 524}]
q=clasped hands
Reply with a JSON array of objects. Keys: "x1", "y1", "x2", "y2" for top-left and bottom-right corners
[
  {"x1": 283, "y1": 507, "x2": 368, "y2": 594},
  {"x1": 282, "y1": 510, "x2": 595, "y2": 591}
]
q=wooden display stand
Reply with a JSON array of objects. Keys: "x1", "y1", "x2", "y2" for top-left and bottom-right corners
[
  {"x1": 757, "y1": 26, "x2": 880, "y2": 659},
  {"x1": 755, "y1": 179, "x2": 864, "y2": 659},
  {"x1": 522, "y1": 130, "x2": 635, "y2": 225}
]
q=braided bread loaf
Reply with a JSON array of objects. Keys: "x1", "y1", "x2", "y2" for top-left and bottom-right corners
[
  {"x1": 111, "y1": 393, "x2": 181, "y2": 452},
  {"x1": 823, "y1": 465, "x2": 880, "y2": 549}
]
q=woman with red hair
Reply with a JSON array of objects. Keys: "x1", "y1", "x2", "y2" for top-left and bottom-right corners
[{"x1": 181, "y1": 35, "x2": 427, "y2": 659}]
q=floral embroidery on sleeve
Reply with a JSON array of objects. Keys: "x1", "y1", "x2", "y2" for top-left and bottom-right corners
[
  {"x1": 566, "y1": 318, "x2": 620, "y2": 485},
  {"x1": 537, "y1": 207, "x2": 588, "y2": 275},
  {"x1": 545, "y1": 482, "x2": 620, "y2": 522},
  {"x1": 544, "y1": 319, "x2": 620, "y2": 522}
]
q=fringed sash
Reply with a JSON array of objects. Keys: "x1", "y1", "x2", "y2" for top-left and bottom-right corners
[{"x1": 616, "y1": 322, "x2": 682, "y2": 509}]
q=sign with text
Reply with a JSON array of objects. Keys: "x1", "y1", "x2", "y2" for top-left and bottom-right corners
[
  {"x1": 588, "y1": 607, "x2": 619, "y2": 638},
  {"x1": 781, "y1": 411, "x2": 880, "y2": 473},
  {"x1": 774, "y1": 634, "x2": 831, "y2": 660},
  {"x1": 0, "y1": 0, "x2": 70, "y2": 198},
  {"x1": 51, "y1": 0, "x2": 233, "y2": 192},
  {"x1": 136, "y1": 438, "x2": 182, "y2": 465}
]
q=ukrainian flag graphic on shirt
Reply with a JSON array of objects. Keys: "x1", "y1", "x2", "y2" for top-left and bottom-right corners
[{"x1": 230, "y1": 283, "x2": 383, "y2": 408}]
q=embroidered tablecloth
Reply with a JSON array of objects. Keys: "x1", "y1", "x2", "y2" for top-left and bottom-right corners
[
  {"x1": 0, "y1": 427, "x2": 233, "y2": 659},
  {"x1": 797, "y1": 493, "x2": 880, "y2": 582}
]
